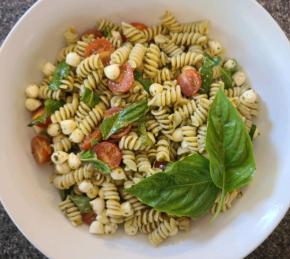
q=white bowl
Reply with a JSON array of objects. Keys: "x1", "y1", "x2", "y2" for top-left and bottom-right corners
[{"x1": 1, "y1": 0, "x2": 290, "y2": 258}]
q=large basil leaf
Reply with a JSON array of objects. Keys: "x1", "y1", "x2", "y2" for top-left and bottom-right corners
[
  {"x1": 127, "y1": 154, "x2": 219, "y2": 218},
  {"x1": 81, "y1": 87, "x2": 100, "y2": 108},
  {"x1": 100, "y1": 99, "x2": 148, "y2": 139},
  {"x1": 70, "y1": 194, "x2": 92, "y2": 213},
  {"x1": 206, "y1": 89, "x2": 255, "y2": 193},
  {"x1": 49, "y1": 61, "x2": 71, "y2": 91},
  {"x1": 80, "y1": 150, "x2": 111, "y2": 174}
]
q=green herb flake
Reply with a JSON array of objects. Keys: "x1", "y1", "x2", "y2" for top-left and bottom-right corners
[
  {"x1": 48, "y1": 61, "x2": 71, "y2": 91},
  {"x1": 69, "y1": 194, "x2": 92, "y2": 213},
  {"x1": 81, "y1": 87, "x2": 101, "y2": 108}
]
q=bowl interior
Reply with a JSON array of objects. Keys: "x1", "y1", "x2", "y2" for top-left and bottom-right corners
[{"x1": 1, "y1": 0, "x2": 290, "y2": 258}]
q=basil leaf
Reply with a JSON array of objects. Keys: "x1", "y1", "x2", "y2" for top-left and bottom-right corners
[
  {"x1": 80, "y1": 151, "x2": 111, "y2": 174},
  {"x1": 81, "y1": 87, "x2": 100, "y2": 108},
  {"x1": 137, "y1": 120, "x2": 153, "y2": 146},
  {"x1": 220, "y1": 68, "x2": 234, "y2": 89},
  {"x1": 206, "y1": 90, "x2": 255, "y2": 216},
  {"x1": 134, "y1": 71, "x2": 152, "y2": 93},
  {"x1": 69, "y1": 194, "x2": 92, "y2": 213},
  {"x1": 49, "y1": 61, "x2": 71, "y2": 91},
  {"x1": 100, "y1": 99, "x2": 148, "y2": 139},
  {"x1": 249, "y1": 124, "x2": 257, "y2": 140},
  {"x1": 127, "y1": 154, "x2": 219, "y2": 218}
]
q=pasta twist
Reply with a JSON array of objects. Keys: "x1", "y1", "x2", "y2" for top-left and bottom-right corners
[
  {"x1": 59, "y1": 74, "x2": 75, "y2": 92},
  {"x1": 148, "y1": 84, "x2": 184, "y2": 107},
  {"x1": 237, "y1": 90, "x2": 259, "y2": 119},
  {"x1": 76, "y1": 54, "x2": 103, "y2": 78},
  {"x1": 170, "y1": 32, "x2": 208, "y2": 46},
  {"x1": 52, "y1": 135, "x2": 72, "y2": 152},
  {"x1": 100, "y1": 183, "x2": 120, "y2": 201},
  {"x1": 153, "y1": 68, "x2": 175, "y2": 84},
  {"x1": 110, "y1": 95, "x2": 126, "y2": 108},
  {"x1": 119, "y1": 132, "x2": 155, "y2": 151},
  {"x1": 143, "y1": 25, "x2": 168, "y2": 41},
  {"x1": 78, "y1": 101, "x2": 106, "y2": 136},
  {"x1": 135, "y1": 208, "x2": 165, "y2": 225},
  {"x1": 53, "y1": 164, "x2": 94, "y2": 189},
  {"x1": 82, "y1": 70, "x2": 104, "y2": 90},
  {"x1": 144, "y1": 44, "x2": 160, "y2": 78},
  {"x1": 106, "y1": 200, "x2": 124, "y2": 224},
  {"x1": 59, "y1": 197, "x2": 82, "y2": 226},
  {"x1": 75, "y1": 40, "x2": 89, "y2": 58},
  {"x1": 188, "y1": 44, "x2": 203, "y2": 54},
  {"x1": 154, "y1": 34, "x2": 184, "y2": 57},
  {"x1": 148, "y1": 218, "x2": 178, "y2": 246},
  {"x1": 38, "y1": 85, "x2": 64, "y2": 101},
  {"x1": 57, "y1": 44, "x2": 77, "y2": 62},
  {"x1": 169, "y1": 99, "x2": 197, "y2": 128},
  {"x1": 180, "y1": 126, "x2": 199, "y2": 152},
  {"x1": 159, "y1": 51, "x2": 169, "y2": 67},
  {"x1": 161, "y1": 11, "x2": 181, "y2": 33},
  {"x1": 197, "y1": 124, "x2": 207, "y2": 153},
  {"x1": 96, "y1": 19, "x2": 120, "y2": 31},
  {"x1": 92, "y1": 171, "x2": 108, "y2": 186},
  {"x1": 75, "y1": 102, "x2": 91, "y2": 122},
  {"x1": 170, "y1": 52, "x2": 204, "y2": 70},
  {"x1": 51, "y1": 93, "x2": 79, "y2": 123},
  {"x1": 151, "y1": 107, "x2": 174, "y2": 136},
  {"x1": 107, "y1": 35, "x2": 122, "y2": 48},
  {"x1": 64, "y1": 27, "x2": 79, "y2": 45},
  {"x1": 136, "y1": 152, "x2": 155, "y2": 175},
  {"x1": 122, "y1": 150, "x2": 137, "y2": 172},
  {"x1": 147, "y1": 148, "x2": 157, "y2": 163},
  {"x1": 156, "y1": 137, "x2": 171, "y2": 162},
  {"x1": 191, "y1": 98, "x2": 211, "y2": 127},
  {"x1": 176, "y1": 217, "x2": 192, "y2": 231},
  {"x1": 110, "y1": 42, "x2": 133, "y2": 65},
  {"x1": 121, "y1": 22, "x2": 146, "y2": 44},
  {"x1": 211, "y1": 190, "x2": 242, "y2": 214},
  {"x1": 180, "y1": 20, "x2": 209, "y2": 35},
  {"x1": 145, "y1": 119, "x2": 162, "y2": 136},
  {"x1": 128, "y1": 43, "x2": 147, "y2": 69}
]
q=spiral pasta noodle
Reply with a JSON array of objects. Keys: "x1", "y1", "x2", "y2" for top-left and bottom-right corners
[
  {"x1": 156, "y1": 136, "x2": 171, "y2": 162},
  {"x1": 122, "y1": 150, "x2": 137, "y2": 172},
  {"x1": 161, "y1": 11, "x2": 181, "y2": 33},
  {"x1": 96, "y1": 19, "x2": 120, "y2": 32},
  {"x1": 59, "y1": 197, "x2": 83, "y2": 226},
  {"x1": 191, "y1": 98, "x2": 211, "y2": 127},
  {"x1": 180, "y1": 20, "x2": 209, "y2": 35},
  {"x1": 128, "y1": 43, "x2": 147, "y2": 70},
  {"x1": 110, "y1": 42, "x2": 132, "y2": 65},
  {"x1": 121, "y1": 22, "x2": 146, "y2": 44},
  {"x1": 170, "y1": 51, "x2": 204, "y2": 70},
  {"x1": 170, "y1": 32, "x2": 208, "y2": 46},
  {"x1": 76, "y1": 54, "x2": 103, "y2": 78},
  {"x1": 144, "y1": 44, "x2": 160, "y2": 78},
  {"x1": 119, "y1": 132, "x2": 155, "y2": 151}
]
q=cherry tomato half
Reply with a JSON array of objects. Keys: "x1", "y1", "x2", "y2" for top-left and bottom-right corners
[
  {"x1": 31, "y1": 135, "x2": 52, "y2": 164},
  {"x1": 177, "y1": 67, "x2": 202, "y2": 97},
  {"x1": 32, "y1": 106, "x2": 51, "y2": 128},
  {"x1": 84, "y1": 38, "x2": 114, "y2": 64},
  {"x1": 81, "y1": 28, "x2": 103, "y2": 38},
  {"x1": 81, "y1": 212, "x2": 96, "y2": 225},
  {"x1": 80, "y1": 129, "x2": 102, "y2": 150},
  {"x1": 130, "y1": 22, "x2": 148, "y2": 30},
  {"x1": 108, "y1": 63, "x2": 134, "y2": 94},
  {"x1": 95, "y1": 142, "x2": 122, "y2": 169}
]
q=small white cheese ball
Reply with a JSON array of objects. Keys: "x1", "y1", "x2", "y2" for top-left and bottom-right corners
[
  {"x1": 69, "y1": 129, "x2": 84, "y2": 143},
  {"x1": 96, "y1": 210, "x2": 110, "y2": 224},
  {"x1": 90, "y1": 198, "x2": 105, "y2": 214},
  {"x1": 55, "y1": 162, "x2": 71, "y2": 174},
  {"x1": 60, "y1": 119, "x2": 77, "y2": 135},
  {"x1": 124, "y1": 221, "x2": 138, "y2": 236},
  {"x1": 89, "y1": 221, "x2": 105, "y2": 235},
  {"x1": 51, "y1": 151, "x2": 68, "y2": 164},
  {"x1": 104, "y1": 64, "x2": 120, "y2": 80},
  {"x1": 121, "y1": 201, "x2": 133, "y2": 217},
  {"x1": 172, "y1": 128, "x2": 183, "y2": 142},
  {"x1": 208, "y1": 40, "x2": 222, "y2": 56},
  {"x1": 233, "y1": 71, "x2": 246, "y2": 87},
  {"x1": 68, "y1": 153, "x2": 81, "y2": 169},
  {"x1": 111, "y1": 168, "x2": 126, "y2": 180},
  {"x1": 104, "y1": 223, "x2": 118, "y2": 234},
  {"x1": 25, "y1": 98, "x2": 42, "y2": 111},
  {"x1": 66, "y1": 52, "x2": 81, "y2": 67},
  {"x1": 224, "y1": 59, "x2": 237, "y2": 71},
  {"x1": 47, "y1": 123, "x2": 61, "y2": 137},
  {"x1": 42, "y1": 62, "x2": 55, "y2": 77},
  {"x1": 78, "y1": 180, "x2": 94, "y2": 193},
  {"x1": 25, "y1": 84, "x2": 39, "y2": 98},
  {"x1": 149, "y1": 83, "x2": 163, "y2": 96},
  {"x1": 241, "y1": 89, "x2": 257, "y2": 103}
]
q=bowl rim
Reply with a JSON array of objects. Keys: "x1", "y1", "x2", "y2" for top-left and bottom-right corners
[{"x1": 0, "y1": 0, "x2": 290, "y2": 258}]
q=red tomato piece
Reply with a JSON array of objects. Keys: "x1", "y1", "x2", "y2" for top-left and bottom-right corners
[
  {"x1": 177, "y1": 68, "x2": 202, "y2": 97},
  {"x1": 32, "y1": 106, "x2": 51, "y2": 128},
  {"x1": 81, "y1": 212, "x2": 96, "y2": 225},
  {"x1": 130, "y1": 22, "x2": 148, "y2": 30},
  {"x1": 31, "y1": 135, "x2": 52, "y2": 164},
  {"x1": 95, "y1": 142, "x2": 122, "y2": 169},
  {"x1": 81, "y1": 28, "x2": 103, "y2": 38},
  {"x1": 80, "y1": 129, "x2": 102, "y2": 150},
  {"x1": 84, "y1": 38, "x2": 114, "y2": 64},
  {"x1": 108, "y1": 63, "x2": 134, "y2": 94},
  {"x1": 153, "y1": 161, "x2": 168, "y2": 170}
]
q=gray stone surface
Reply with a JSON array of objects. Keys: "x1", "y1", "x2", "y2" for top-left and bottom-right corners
[{"x1": 0, "y1": 0, "x2": 289, "y2": 258}]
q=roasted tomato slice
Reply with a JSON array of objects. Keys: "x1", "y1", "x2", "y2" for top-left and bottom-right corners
[
  {"x1": 177, "y1": 67, "x2": 202, "y2": 97},
  {"x1": 108, "y1": 63, "x2": 134, "y2": 94},
  {"x1": 31, "y1": 135, "x2": 52, "y2": 164},
  {"x1": 94, "y1": 142, "x2": 122, "y2": 169},
  {"x1": 80, "y1": 129, "x2": 102, "y2": 150},
  {"x1": 130, "y1": 22, "x2": 148, "y2": 30}
]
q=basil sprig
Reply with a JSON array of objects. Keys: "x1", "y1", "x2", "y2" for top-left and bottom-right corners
[
  {"x1": 206, "y1": 90, "x2": 255, "y2": 218},
  {"x1": 100, "y1": 99, "x2": 148, "y2": 139},
  {"x1": 80, "y1": 150, "x2": 111, "y2": 174},
  {"x1": 48, "y1": 61, "x2": 71, "y2": 91}
]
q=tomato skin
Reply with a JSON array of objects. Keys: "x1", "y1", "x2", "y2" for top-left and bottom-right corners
[
  {"x1": 82, "y1": 212, "x2": 96, "y2": 225},
  {"x1": 130, "y1": 22, "x2": 148, "y2": 30},
  {"x1": 177, "y1": 68, "x2": 202, "y2": 97},
  {"x1": 81, "y1": 28, "x2": 103, "y2": 38},
  {"x1": 32, "y1": 107, "x2": 51, "y2": 128},
  {"x1": 95, "y1": 142, "x2": 122, "y2": 169},
  {"x1": 108, "y1": 63, "x2": 134, "y2": 94},
  {"x1": 80, "y1": 129, "x2": 102, "y2": 150},
  {"x1": 31, "y1": 135, "x2": 52, "y2": 164},
  {"x1": 84, "y1": 38, "x2": 114, "y2": 64}
]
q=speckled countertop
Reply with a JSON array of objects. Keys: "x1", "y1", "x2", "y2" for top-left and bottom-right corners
[{"x1": 0, "y1": 0, "x2": 289, "y2": 258}]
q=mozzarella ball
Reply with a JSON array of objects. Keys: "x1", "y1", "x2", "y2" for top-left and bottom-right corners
[
  {"x1": 60, "y1": 119, "x2": 77, "y2": 135},
  {"x1": 51, "y1": 151, "x2": 68, "y2": 164},
  {"x1": 241, "y1": 89, "x2": 257, "y2": 103},
  {"x1": 233, "y1": 71, "x2": 246, "y2": 86},
  {"x1": 68, "y1": 153, "x2": 81, "y2": 169},
  {"x1": 208, "y1": 40, "x2": 222, "y2": 56},
  {"x1": 66, "y1": 52, "x2": 81, "y2": 67},
  {"x1": 78, "y1": 180, "x2": 94, "y2": 193},
  {"x1": 90, "y1": 198, "x2": 105, "y2": 214},
  {"x1": 42, "y1": 62, "x2": 55, "y2": 76},
  {"x1": 47, "y1": 123, "x2": 61, "y2": 137},
  {"x1": 70, "y1": 129, "x2": 84, "y2": 143},
  {"x1": 25, "y1": 84, "x2": 39, "y2": 98},
  {"x1": 89, "y1": 221, "x2": 105, "y2": 235},
  {"x1": 104, "y1": 64, "x2": 120, "y2": 80},
  {"x1": 25, "y1": 98, "x2": 42, "y2": 111}
]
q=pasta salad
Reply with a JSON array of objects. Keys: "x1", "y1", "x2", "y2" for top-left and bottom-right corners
[{"x1": 24, "y1": 11, "x2": 259, "y2": 246}]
